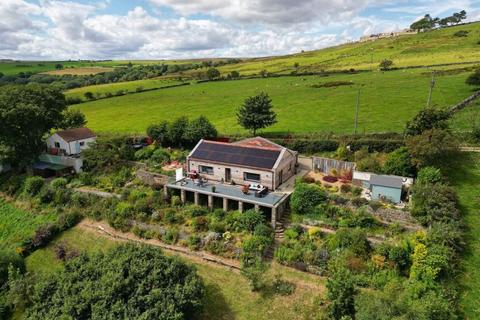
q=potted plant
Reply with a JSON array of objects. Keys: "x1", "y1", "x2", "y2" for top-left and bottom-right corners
[
  {"x1": 211, "y1": 186, "x2": 216, "y2": 193},
  {"x1": 242, "y1": 185, "x2": 249, "y2": 194}
]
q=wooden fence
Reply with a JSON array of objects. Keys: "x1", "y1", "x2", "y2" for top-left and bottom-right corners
[{"x1": 312, "y1": 157, "x2": 355, "y2": 174}]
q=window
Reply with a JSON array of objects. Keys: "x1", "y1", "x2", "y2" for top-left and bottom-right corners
[
  {"x1": 79, "y1": 141, "x2": 85, "y2": 146},
  {"x1": 244, "y1": 172, "x2": 261, "y2": 182},
  {"x1": 54, "y1": 142, "x2": 60, "y2": 148},
  {"x1": 199, "y1": 165, "x2": 214, "y2": 175}
]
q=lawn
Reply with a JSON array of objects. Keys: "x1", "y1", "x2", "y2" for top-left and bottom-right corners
[
  {"x1": 0, "y1": 198, "x2": 57, "y2": 251},
  {"x1": 74, "y1": 67, "x2": 475, "y2": 135},
  {"x1": 25, "y1": 226, "x2": 326, "y2": 320},
  {"x1": 65, "y1": 78, "x2": 185, "y2": 101},
  {"x1": 443, "y1": 153, "x2": 480, "y2": 319}
]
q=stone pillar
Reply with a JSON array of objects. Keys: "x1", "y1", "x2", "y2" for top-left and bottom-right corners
[
  {"x1": 208, "y1": 195, "x2": 213, "y2": 210},
  {"x1": 163, "y1": 185, "x2": 168, "y2": 200},
  {"x1": 223, "y1": 198, "x2": 228, "y2": 212},
  {"x1": 238, "y1": 201, "x2": 244, "y2": 213},
  {"x1": 271, "y1": 207, "x2": 277, "y2": 229},
  {"x1": 180, "y1": 189, "x2": 186, "y2": 204},
  {"x1": 194, "y1": 192, "x2": 199, "y2": 205},
  {"x1": 254, "y1": 204, "x2": 260, "y2": 211}
]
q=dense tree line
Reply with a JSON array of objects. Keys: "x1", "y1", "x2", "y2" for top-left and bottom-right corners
[
  {"x1": 410, "y1": 10, "x2": 467, "y2": 31},
  {"x1": 0, "y1": 59, "x2": 242, "y2": 92}
]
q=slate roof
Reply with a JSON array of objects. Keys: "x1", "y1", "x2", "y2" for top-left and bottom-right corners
[
  {"x1": 189, "y1": 140, "x2": 282, "y2": 170},
  {"x1": 369, "y1": 174, "x2": 403, "y2": 189},
  {"x1": 56, "y1": 127, "x2": 96, "y2": 142}
]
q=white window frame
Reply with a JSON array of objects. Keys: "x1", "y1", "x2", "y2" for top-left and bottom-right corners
[
  {"x1": 243, "y1": 172, "x2": 261, "y2": 182},
  {"x1": 199, "y1": 165, "x2": 214, "y2": 175}
]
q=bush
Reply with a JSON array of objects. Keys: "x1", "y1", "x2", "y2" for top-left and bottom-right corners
[
  {"x1": 24, "y1": 176, "x2": 44, "y2": 196},
  {"x1": 340, "y1": 184, "x2": 352, "y2": 194},
  {"x1": 235, "y1": 209, "x2": 265, "y2": 232},
  {"x1": 351, "y1": 197, "x2": 368, "y2": 207},
  {"x1": 416, "y1": 166, "x2": 443, "y2": 185},
  {"x1": 163, "y1": 227, "x2": 179, "y2": 244},
  {"x1": 323, "y1": 175, "x2": 338, "y2": 183},
  {"x1": 0, "y1": 250, "x2": 25, "y2": 287},
  {"x1": 50, "y1": 177, "x2": 68, "y2": 189},
  {"x1": 134, "y1": 146, "x2": 155, "y2": 160},
  {"x1": 466, "y1": 69, "x2": 480, "y2": 86},
  {"x1": 254, "y1": 224, "x2": 273, "y2": 239},
  {"x1": 453, "y1": 30, "x2": 469, "y2": 37},
  {"x1": 187, "y1": 205, "x2": 209, "y2": 217},
  {"x1": 150, "y1": 148, "x2": 171, "y2": 164},
  {"x1": 192, "y1": 216, "x2": 209, "y2": 232},
  {"x1": 383, "y1": 147, "x2": 416, "y2": 177},
  {"x1": 290, "y1": 183, "x2": 327, "y2": 214},
  {"x1": 411, "y1": 182, "x2": 458, "y2": 225},
  {"x1": 187, "y1": 235, "x2": 202, "y2": 250},
  {"x1": 272, "y1": 274, "x2": 296, "y2": 296},
  {"x1": 171, "y1": 195, "x2": 182, "y2": 207},
  {"x1": 328, "y1": 228, "x2": 371, "y2": 257}
]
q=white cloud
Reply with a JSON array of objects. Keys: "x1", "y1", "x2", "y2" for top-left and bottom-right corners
[{"x1": 150, "y1": 0, "x2": 383, "y2": 25}]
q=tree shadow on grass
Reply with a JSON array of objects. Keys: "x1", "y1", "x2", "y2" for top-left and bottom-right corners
[{"x1": 196, "y1": 283, "x2": 235, "y2": 320}]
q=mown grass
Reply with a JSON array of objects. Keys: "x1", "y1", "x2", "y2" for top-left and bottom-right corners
[
  {"x1": 25, "y1": 226, "x2": 325, "y2": 320},
  {"x1": 0, "y1": 198, "x2": 57, "y2": 251},
  {"x1": 65, "y1": 78, "x2": 184, "y2": 101},
  {"x1": 443, "y1": 153, "x2": 480, "y2": 319},
  {"x1": 74, "y1": 67, "x2": 475, "y2": 135}
]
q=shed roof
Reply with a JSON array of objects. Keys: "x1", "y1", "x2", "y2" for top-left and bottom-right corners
[
  {"x1": 55, "y1": 127, "x2": 96, "y2": 142},
  {"x1": 189, "y1": 140, "x2": 282, "y2": 170},
  {"x1": 369, "y1": 174, "x2": 403, "y2": 189}
]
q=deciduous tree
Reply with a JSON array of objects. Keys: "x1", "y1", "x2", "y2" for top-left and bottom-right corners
[{"x1": 237, "y1": 92, "x2": 277, "y2": 135}]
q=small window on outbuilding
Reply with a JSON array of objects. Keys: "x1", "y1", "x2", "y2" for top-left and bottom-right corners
[
  {"x1": 199, "y1": 165, "x2": 214, "y2": 175},
  {"x1": 54, "y1": 142, "x2": 60, "y2": 148},
  {"x1": 79, "y1": 141, "x2": 85, "y2": 146},
  {"x1": 244, "y1": 172, "x2": 261, "y2": 182}
]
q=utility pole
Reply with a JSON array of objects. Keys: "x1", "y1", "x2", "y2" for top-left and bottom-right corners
[
  {"x1": 354, "y1": 89, "x2": 361, "y2": 135},
  {"x1": 426, "y1": 71, "x2": 436, "y2": 108}
]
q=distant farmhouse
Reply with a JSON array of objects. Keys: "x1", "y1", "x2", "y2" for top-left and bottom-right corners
[{"x1": 359, "y1": 29, "x2": 416, "y2": 42}]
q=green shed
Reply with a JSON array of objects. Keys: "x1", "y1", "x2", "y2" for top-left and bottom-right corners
[{"x1": 369, "y1": 175, "x2": 403, "y2": 203}]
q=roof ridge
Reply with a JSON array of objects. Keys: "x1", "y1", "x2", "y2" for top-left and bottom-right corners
[{"x1": 203, "y1": 139, "x2": 282, "y2": 151}]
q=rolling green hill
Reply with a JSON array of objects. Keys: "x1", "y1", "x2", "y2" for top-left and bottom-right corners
[{"x1": 212, "y1": 22, "x2": 480, "y2": 76}]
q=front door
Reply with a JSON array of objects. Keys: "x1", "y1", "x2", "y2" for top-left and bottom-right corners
[
  {"x1": 279, "y1": 170, "x2": 283, "y2": 185},
  {"x1": 225, "y1": 168, "x2": 231, "y2": 182}
]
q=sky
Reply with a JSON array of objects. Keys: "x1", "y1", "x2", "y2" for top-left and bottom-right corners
[{"x1": 1, "y1": 0, "x2": 479, "y2": 60}]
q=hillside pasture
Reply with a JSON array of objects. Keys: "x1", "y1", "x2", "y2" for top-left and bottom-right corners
[
  {"x1": 0, "y1": 198, "x2": 57, "y2": 250},
  {"x1": 213, "y1": 22, "x2": 480, "y2": 76},
  {"x1": 65, "y1": 78, "x2": 185, "y2": 101},
  {"x1": 74, "y1": 67, "x2": 475, "y2": 135}
]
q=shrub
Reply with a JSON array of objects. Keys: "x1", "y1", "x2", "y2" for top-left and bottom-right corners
[
  {"x1": 187, "y1": 205, "x2": 209, "y2": 217},
  {"x1": 290, "y1": 183, "x2": 327, "y2": 214},
  {"x1": 328, "y1": 228, "x2": 371, "y2": 257},
  {"x1": 254, "y1": 224, "x2": 273, "y2": 239},
  {"x1": 416, "y1": 166, "x2": 443, "y2": 185},
  {"x1": 171, "y1": 195, "x2": 182, "y2": 207},
  {"x1": 192, "y1": 216, "x2": 209, "y2": 232},
  {"x1": 163, "y1": 227, "x2": 179, "y2": 244},
  {"x1": 187, "y1": 235, "x2": 202, "y2": 250},
  {"x1": 383, "y1": 147, "x2": 416, "y2": 177},
  {"x1": 209, "y1": 220, "x2": 226, "y2": 233},
  {"x1": 24, "y1": 176, "x2": 44, "y2": 196},
  {"x1": 369, "y1": 200, "x2": 383, "y2": 211},
  {"x1": 236, "y1": 209, "x2": 264, "y2": 232},
  {"x1": 50, "y1": 177, "x2": 68, "y2": 189},
  {"x1": 351, "y1": 197, "x2": 368, "y2": 207},
  {"x1": 134, "y1": 146, "x2": 155, "y2": 160},
  {"x1": 150, "y1": 148, "x2": 171, "y2": 164},
  {"x1": 466, "y1": 69, "x2": 480, "y2": 86},
  {"x1": 411, "y1": 183, "x2": 458, "y2": 225},
  {"x1": 164, "y1": 208, "x2": 179, "y2": 224},
  {"x1": 453, "y1": 30, "x2": 469, "y2": 37},
  {"x1": 323, "y1": 175, "x2": 338, "y2": 183},
  {"x1": 272, "y1": 274, "x2": 296, "y2": 296},
  {"x1": 0, "y1": 250, "x2": 25, "y2": 287},
  {"x1": 340, "y1": 184, "x2": 352, "y2": 194}
]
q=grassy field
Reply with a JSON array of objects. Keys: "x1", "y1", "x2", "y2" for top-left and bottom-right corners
[
  {"x1": 41, "y1": 67, "x2": 114, "y2": 76},
  {"x1": 443, "y1": 153, "x2": 480, "y2": 319},
  {"x1": 0, "y1": 198, "x2": 57, "y2": 250},
  {"x1": 213, "y1": 22, "x2": 480, "y2": 76},
  {"x1": 65, "y1": 78, "x2": 185, "y2": 101},
  {"x1": 25, "y1": 226, "x2": 325, "y2": 320},
  {"x1": 73, "y1": 67, "x2": 476, "y2": 135}
]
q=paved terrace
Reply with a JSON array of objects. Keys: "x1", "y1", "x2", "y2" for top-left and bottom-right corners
[{"x1": 167, "y1": 178, "x2": 288, "y2": 208}]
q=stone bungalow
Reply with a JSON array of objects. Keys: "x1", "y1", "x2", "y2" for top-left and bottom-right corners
[{"x1": 187, "y1": 137, "x2": 297, "y2": 191}]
